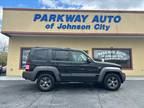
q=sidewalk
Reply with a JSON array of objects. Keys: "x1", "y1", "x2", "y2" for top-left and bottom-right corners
[
  {"x1": 126, "y1": 77, "x2": 144, "y2": 80},
  {"x1": 0, "y1": 76, "x2": 144, "y2": 80},
  {"x1": 0, "y1": 76, "x2": 24, "y2": 80}
]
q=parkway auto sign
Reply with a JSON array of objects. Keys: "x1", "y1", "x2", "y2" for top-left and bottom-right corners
[
  {"x1": 2, "y1": 8, "x2": 144, "y2": 35},
  {"x1": 33, "y1": 14, "x2": 121, "y2": 31}
]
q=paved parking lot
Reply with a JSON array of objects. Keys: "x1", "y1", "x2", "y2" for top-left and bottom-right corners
[{"x1": 0, "y1": 80, "x2": 144, "y2": 108}]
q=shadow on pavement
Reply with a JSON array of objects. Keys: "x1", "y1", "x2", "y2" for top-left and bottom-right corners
[
  {"x1": 0, "y1": 80, "x2": 124, "y2": 94},
  {"x1": 19, "y1": 82, "x2": 106, "y2": 93}
]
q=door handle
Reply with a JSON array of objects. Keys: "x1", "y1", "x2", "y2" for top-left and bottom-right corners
[{"x1": 80, "y1": 68, "x2": 85, "y2": 70}]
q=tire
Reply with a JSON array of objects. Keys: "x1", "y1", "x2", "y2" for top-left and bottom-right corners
[
  {"x1": 104, "y1": 73, "x2": 121, "y2": 91},
  {"x1": 37, "y1": 74, "x2": 55, "y2": 92}
]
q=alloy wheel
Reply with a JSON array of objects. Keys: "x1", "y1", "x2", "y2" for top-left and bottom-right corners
[{"x1": 107, "y1": 76, "x2": 119, "y2": 89}]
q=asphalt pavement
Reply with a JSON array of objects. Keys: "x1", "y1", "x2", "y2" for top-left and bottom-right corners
[{"x1": 0, "y1": 80, "x2": 144, "y2": 108}]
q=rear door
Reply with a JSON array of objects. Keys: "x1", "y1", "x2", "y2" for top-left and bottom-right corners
[{"x1": 51, "y1": 49, "x2": 73, "y2": 81}]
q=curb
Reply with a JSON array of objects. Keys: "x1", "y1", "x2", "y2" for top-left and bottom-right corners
[
  {"x1": 126, "y1": 77, "x2": 144, "y2": 80},
  {"x1": 0, "y1": 76, "x2": 24, "y2": 80},
  {"x1": 0, "y1": 76, "x2": 144, "y2": 80}
]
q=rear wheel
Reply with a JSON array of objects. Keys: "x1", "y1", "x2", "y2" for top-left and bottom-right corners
[
  {"x1": 104, "y1": 73, "x2": 121, "y2": 91},
  {"x1": 37, "y1": 74, "x2": 54, "y2": 92}
]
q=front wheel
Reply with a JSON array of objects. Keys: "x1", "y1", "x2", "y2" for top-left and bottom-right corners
[
  {"x1": 37, "y1": 74, "x2": 54, "y2": 92},
  {"x1": 104, "y1": 73, "x2": 121, "y2": 91}
]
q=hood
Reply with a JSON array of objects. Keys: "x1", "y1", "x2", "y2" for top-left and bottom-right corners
[{"x1": 93, "y1": 60, "x2": 122, "y2": 68}]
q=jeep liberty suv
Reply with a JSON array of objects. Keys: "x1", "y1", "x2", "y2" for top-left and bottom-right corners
[{"x1": 22, "y1": 47, "x2": 126, "y2": 91}]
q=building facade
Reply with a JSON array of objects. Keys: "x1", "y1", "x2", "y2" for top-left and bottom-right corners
[{"x1": 1, "y1": 8, "x2": 144, "y2": 76}]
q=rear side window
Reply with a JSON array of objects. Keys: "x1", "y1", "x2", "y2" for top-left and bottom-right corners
[
  {"x1": 31, "y1": 49, "x2": 48, "y2": 60},
  {"x1": 53, "y1": 50, "x2": 70, "y2": 61}
]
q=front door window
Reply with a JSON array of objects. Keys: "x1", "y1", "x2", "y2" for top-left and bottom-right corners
[{"x1": 71, "y1": 51, "x2": 88, "y2": 63}]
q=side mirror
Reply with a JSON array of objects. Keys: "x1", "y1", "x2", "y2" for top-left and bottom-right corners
[
  {"x1": 101, "y1": 58, "x2": 105, "y2": 62},
  {"x1": 87, "y1": 58, "x2": 91, "y2": 64},
  {"x1": 97, "y1": 58, "x2": 105, "y2": 62}
]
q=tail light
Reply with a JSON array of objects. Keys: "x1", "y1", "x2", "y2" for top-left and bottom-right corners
[{"x1": 25, "y1": 57, "x2": 30, "y2": 72}]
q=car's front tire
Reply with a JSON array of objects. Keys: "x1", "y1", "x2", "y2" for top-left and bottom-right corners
[
  {"x1": 37, "y1": 74, "x2": 54, "y2": 92},
  {"x1": 104, "y1": 73, "x2": 121, "y2": 91}
]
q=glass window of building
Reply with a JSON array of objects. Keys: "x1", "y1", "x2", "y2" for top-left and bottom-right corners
[{"x1": 92, "y1": 48, "x2": 132, "y2": 69}]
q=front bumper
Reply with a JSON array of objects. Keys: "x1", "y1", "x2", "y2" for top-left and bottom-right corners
[
  {"x1": 121, "y1": 73, "x2": 126, "y2": 83},
  {"x1": 22, "y1": 71, "x2": 35, "y2": 81}
]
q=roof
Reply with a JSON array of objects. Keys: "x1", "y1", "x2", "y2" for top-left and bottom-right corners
[
  {"x1": 32, "y1": 47, "x2": 82, "y2": 51},
  {"x1": 3, "y1": 8, "x2": 144, "y2": 13}
]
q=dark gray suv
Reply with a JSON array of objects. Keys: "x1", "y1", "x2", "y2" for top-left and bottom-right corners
[{"x1": 22, "y1": 47, "x2": 126, "y2": 91}]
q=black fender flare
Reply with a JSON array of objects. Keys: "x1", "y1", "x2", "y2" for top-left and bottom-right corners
[
  {"x1": 98, "y1": 67, "x2": 122, "y2": 82},
  {"x1": 33, "y1": 66, "x2": 61, "y2": 81}
]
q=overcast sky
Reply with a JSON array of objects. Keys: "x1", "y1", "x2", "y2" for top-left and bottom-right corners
[{"x1": 1, "y1": 0, "x2": 144, "y2": 45}]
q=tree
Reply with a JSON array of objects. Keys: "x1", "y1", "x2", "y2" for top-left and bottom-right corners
[
  {"x1": 0, "y1": 40, "x2": 8, "y2": 66},
  {"x1": 0, "y1": 52, "x2": 7, "y2": 66},
  {"x1": 0, "y1": 40, "x2": 8, "y2": 52}
]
